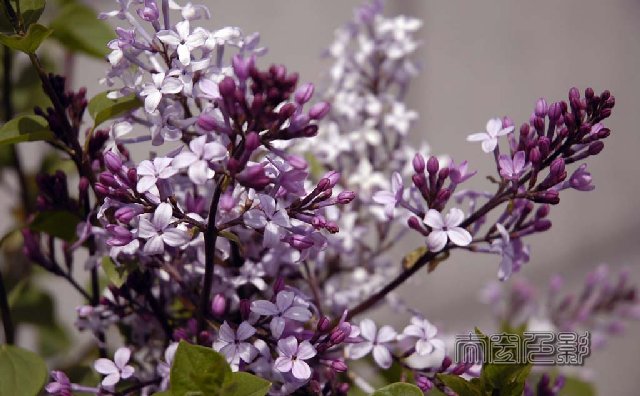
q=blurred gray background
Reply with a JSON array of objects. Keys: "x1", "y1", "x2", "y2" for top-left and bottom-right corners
[{"x1": 17, "y1": 0, "x2": 640, "y2": 394}]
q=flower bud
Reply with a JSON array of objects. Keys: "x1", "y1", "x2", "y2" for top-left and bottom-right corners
[
  {"x1": 426, "y1": 156, "x2": 439, "y2": 175},
  {"x1": 412, "y1": 153, "x2": 425, "y2": 173},
  {"x1": 336, "y1": 191, "x2": 356, "y2": 204},
  {"x1": 232, "y1": 54, "x2": 254, "y2": 81},
  {"x1": 535, "y1": 98, "x2": 548, "y2": 117},
  {"x1": 294, "y1": 83, "x2": 315, "y2": 104},
  {"x1": 588, "y1": 141, "x2": 604, "y2": 155},
  {"x1": 331, "y1": 359, "x2": 348, "y2": 373},
  {"x1": 104, "y1": 151, "x2": 123, "y2": 173},
  {"x1": 309, "y1": 102, "x2": 330, "y2": 120},
  {"x1": 211, "y1": 293, "x2": 226, "y2": 317}
]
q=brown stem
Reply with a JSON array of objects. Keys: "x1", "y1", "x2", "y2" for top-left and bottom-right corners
[{"x1": 0, "y1": 269, "x2": 14, "y2": 344}]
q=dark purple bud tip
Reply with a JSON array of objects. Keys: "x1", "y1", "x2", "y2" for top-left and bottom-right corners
[
  {"x1": 309, "y1": 102, "x2": 330, "y2": 120},
  {"x1": 427, "y1": 156, "x2": 439, "y2": 174},
  {"x1": 535, "y1": 98, "x2": 548, "y2": 117},
  {"x1": 413, "y1": 153, "x2": 425, "y2": 173},
  {"x1": 536, "y1": 204, "x2": 550, "y2": 219},
  {"x1": 245, "y1": 131, "x2": 261, "y2": 151},
  {"x1": 337, "y1": 191, "x2": 356, "y2": 204},
  {"x1": 218, "y1": 77, "x2": 236, "y2": 98},
  {"x1": 104, "y1": 151, "x2": 123, "y2": 173},
  {"x1": 534, "y1": 219, "x2": 552, "y2": 232},
  {"x1": 588, "y1": 141, "x2": 604, "y2": 155},
  {"x1": 317, "y1": 316, "x2": 331, "y2": 333},
  {"x1": 331, "y1": 360, "x2": 348, "y2": 373},
  {"x1": 322, "y1": 171, "x2": 340, "y2": 188},
  {"x1": 197, "y1": 113, "x2": 217, "y2": 131},
  {"x1": 211, "y1": 293, "x2": 226, "y2": 317},
  {"x1": 232, "y1": 54, "x2": 254, "y2": 81}
]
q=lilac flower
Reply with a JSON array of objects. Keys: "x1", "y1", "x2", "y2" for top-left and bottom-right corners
[
  {"x1": 156, "y1": 20, "x2": 206, "y2": 65},
  {"x1": 449, "y1": 159, "x2": 476, "y2": 184},
  {"x1": 136, "y1": 157, "x2": 178, "y2": 195},
  {"x1": 467, "y1": 118, "x2": 514, "y2": 153},
  {"x1": 250, "y1": 291, "x2": 312, "y2": 338},
  {"x1": 348, "y1": 319, "x2": 397, "y2": 369},
  {"x1": 499, "y1": 151, "x2": 528, "y2": 181},
  {"x1": 372, "y1": 172, "x2": 404, "y2": 218},
  {"x1": 274, "y1": 336, "x2": 316, "y2": 380},
  {"x1": 244, "y1": 195, "x2": 291, "y2": 248},
  {"x1": 491, "y1": 223, "x2": 530, "y2": 281},
  {"x1": 45, "y1": 371, "x2": 71, "y2": 396},
  {"x1": 423, "y1": 208, "x2": 472, "y2": 252},
  {"x1": 94, "y1": 347, "x2": 135, "y2": 387},
  {"x1": 213, "y1": 321, "x2": 258, "y2": 369},
  {"x1": 140, "y1": 72, "x2": 183, "y2": 113},
  {"x1": 138, "y1": 203, "x2": 190, "y2": 255},
  {"x1": 567, "y1": 163, "x2": 595, "y2": 191},
  {"x1": 401, "y1": 317, "x2": 445, "y2": 355},
  {"x1": 157, "y1": 343, "x2": 178, "y2": 391},
  {"x1": 172, "y1": 135, "x2": 227, "y2": 184}
]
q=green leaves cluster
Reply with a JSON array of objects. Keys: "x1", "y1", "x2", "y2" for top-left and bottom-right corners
[
  {"x1": 88, "y1": 91, "x2": 142, "y2": 128},
  {"x1": 437, "y1": 328, "x2": 532, "y2": 396},
  {"x1": 0, "y1": 344, "x2": 48, "y2": 396},
  {"x1": 157, "y1": 341, "x2": 271, "y2": 396}
]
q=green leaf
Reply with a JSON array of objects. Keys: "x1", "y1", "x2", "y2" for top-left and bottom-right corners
[
  {"x1": 101, "y1": 256, "x2": 128, "y2": 288},
  {"x1": 437, "y1": 374, "x2": 483, "y2": 396},
  {"x1": 152, "y1": 392, "x2": 174, "y2": 396},
  {"x1": 0, "y1": 114, "x2": 53, "y2": 146},
  {"x1": 10, "y1": 282, "x2": 54, "y2": 326},
  {"x1": 0, "y1": 344, "x2": 48, "y2": 396},
  {"x1": 0, "y1": 23, "x2": 52, "y2": 53},
  {"x1": 38, "y1": 322, "x2": 71, "y2": 357},
  {"x1": 50, "y1": 3, "x2": 115, "y2": 58},
  {"x1": 223, "y1": 372, "x2": 271, "y2": 396},
  {"x1": 19, "y1": 0, "x2": 46, "y2": 29},
  {"x1": 372, "y1": 382, "x2": 424, "y2": 396},
  {"x1": 557, "y1": 376, "x2": 596, "y2": 396},
  {"x1": 87, "y1": 92, "x2": 141, "y2": 127},
  {"x1": 170, "y1": 341, "x2": 231, "y2": 396},
  {"x1": 29, "y1": 210, "x2": 81, "y2": 241}
]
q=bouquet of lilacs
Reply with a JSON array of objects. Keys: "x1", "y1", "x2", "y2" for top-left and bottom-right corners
[{"x1": 0, "y1": 0, "x2": 637, "y2": 395}]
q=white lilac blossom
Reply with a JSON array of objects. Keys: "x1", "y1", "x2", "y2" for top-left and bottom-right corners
[
  {"x1": 251, "y1": 291, "x2": 312, "y2": 338},
  {"x1": 213, "y1": 321, "x2": 258, "y2": 369},
  {"x1": 401, "y1": 317, "x2": 445, "y2": 356},
  {"x1": 423, "y1": 208, "x2": 472, "y2": 252},
  {"x1": 137, "y1": 203, "x2": 190, "y2": 255},
  {"x1": 467, "y1": 118, "x2": 515, "y2": 153},
  {"x1": 274, "y1": 336, "x2": 317, "y2": 380},
  {"x1": 172, "y1": 135, "x2": 227, "y2": 184},
  {"x1": 94, "y1": 347, "x2": 135, "y2": 387},
  {"x1": 348, "y1": 319, "x2": 397, "y2": 369},
  {"x1": 140, "y1": 72, "x2": 184, "y2": 113},
  {"x1": 136, "y1": 157, "x2": 178, "y2": 195},
  {"x1": 156, "y1": 20, "x2": 207, "y2": 66}
]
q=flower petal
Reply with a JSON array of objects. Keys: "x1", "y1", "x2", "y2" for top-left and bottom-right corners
[
  {"x1": 172, "y1": 151, "x2": 198, "y2": 169},
  {"x1": 275, "y1": 291, "x2": 294, "y2": 312},
  {"x1": 236, "y1": 321, "x2": 256, "y2": 341},
  {"x1": 94, "y1": 358, "x2": 118, "y2": 375},
  {"x1": 250, "y1": 300, "x2": 278, "y2": 316},
  {"x1": 372, "y1": 345, "x2": 393, "y2": 369},
  {"x1": 218, "y1": 321, "x2": 235, "y2": 343},
  {"x1": 444, "y1": 208, "x2": 465, "y2": 228},
  {"x1": 291, "y1": 360, "x2": 311, "y2": 380},
  {"x1": 283, "y1": 306, "x2": 312, "y2": 322},
  {"x1": 274, "y1": 356, "x2": 293, "y2": 373},
  {"x1": 359, "y1": 319, "x2": 377, "y2": 341},
  {"x1": 277, "y1": 336, "x2": 298, "y2": 357},
  {"x1": 153, "y1": 203, "x2": 173, "y2": 230},
  {"x1": 296, "y1": 341, "x2": 316, "y2": 360},
  {"x1": 481, "y1": 138, "x2": 497, "y2": 153},
  {"x1": 427, "y1": 230, "x2": 448, "y2": 252},
  {"x1": 347, "y1": 341, "x2": 373, "y2": 360},
  {"x1": 423, "y1": 209, "x2": 444, "y2": 230},
  {"x1": 447, "y1": 227, "x2": 472, "y2": 247},
  {"x1": 376, "y1": 325, "x2": 397, "y2": 343},
  {"x1": 114, "y1": 347, "x2": 131, "y2": 369}
]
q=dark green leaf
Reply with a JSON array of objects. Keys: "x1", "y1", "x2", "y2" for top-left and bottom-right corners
[
  {"x1": 0, "y1": 114, "x2": 53, "y2": 146},
  {"x1": 0, "y1": 344, "x2": 48, "y2": 396},
  {"x1": 223, "y1": 372, "x2": 271, "y2": 396},
  {"x1": 38, "y1": 322, "x2": 71, "y2": 357},
  {"x1": 29, "y1": 210, "x2": 81, "y2": 241},
  {"x1": 372, "y1": 382, "x2": 423, "y2": 396},
  {"x1": 170, "y1": 341, "x2": 231, "y2": 396},
  {"x1": 20, "y1": 0, "x2": 46, "y2": 29},
  {"x1": 88, "y1": 92, "x2": 141, "y2": 127},
  {"x1": 101, "y1": 256, "x2": 131, "y2": 288},
  {"x1": 0, "y1": 23, "x2": 52, "y2": 53},
  {"x1": 436, "y1": 374, "x2": 482, "y2": 396},
  {"x1": 9, "y1": 282, "x2": 55, "y2": 326},
  {"x1": 50, "y1": 3, "x2": 115, "y2": 58}
]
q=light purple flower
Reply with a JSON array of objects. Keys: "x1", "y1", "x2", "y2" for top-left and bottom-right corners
[
  {"x1": 136, "y1": 157, "x2": 178, "y2": 195},
  {"x1": 491, "y1": 223, "x2": 530, "y2": 281},
  {"x1": 250, "y1": 290, "x2": 312, "y2": 338},
  {"x1": 402, "y1": 317, "x2": 445, "y2": 355},
  {"x1": 94, "y1": 347, "x2": 135, "y2": 387},
  {"x1": 449, "y1": 159, "x2": 476, "y2": 184},
  {"x1": 347, "y1": 319, "x2": 397, "y2": 369},
  {"x1": 423, "y1": 208, "x2": 472, "y2": 252},
  {"x1": 274, "y1": 336, "x2": 316, "y2": 380},
  {"x1": 213, "y1": 321, "x2": 258, "y2": 369},
  {"x1": 45, "y1": 371, "x2": 71, "y2": 395},
  {"x1": 172, "y1": 135, "x2": 227, "y2": 184},
  {"x1": 156, "y1": 20, "x2": 206, "y2": 65},
  {"x1": 568, "y1": 163, "x2": 594, "y2": 191},
  {"x1": 244, "y1": 195, "x2": 291, "y2": 248},
  {"x1": 499, "y1": 151, "x2": 528, "y2": 181},
  {"x1": 467, "y1": 118, "x2": 514, "y2": 153},
  {"x1": 140, "y1": 72, "x2": 183, "y2": 113},
  {"x1": 138, "y1": 203, "x2": 190, "y2": 255},
  {"x1": 372, "y1": 172, "x2": 404, "y2": 218}
]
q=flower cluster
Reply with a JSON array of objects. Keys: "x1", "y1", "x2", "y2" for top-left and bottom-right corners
[{"x1": 6, "y1": 1, "x2": 626, "y2": 395}]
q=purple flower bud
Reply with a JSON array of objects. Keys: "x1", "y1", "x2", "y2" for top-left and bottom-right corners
[
  {"x1": 548, "y1": 102, "x2": 562, "y2": 121},
  {"x1": 568, "y1": 164, "x2": 594, "y2": 191},
  {"x1": 79, "y1": 176, "x2": 90, "y2": 195},
  {"x1": 317, "y1": 178, "x2": 331, "y2": 192},
  {"x1": 289, "y1": 234, "x2": 314, "y2": 250},
  {"x1": 536, "y1": 204, "x2": 550, "y2": 219},
  {"x1": 329, "y1": 329, "x2": 347, "y2": 344},
  {"x1": 535, "y1": 98, "x2": 548, "y2": 117},
  {"x1": 324, "y1": 221, "x2": 339, "y2": 233},
  {"x1": 336, "y1": 191, "x2": 356, "y2": 204},
  {"x1": 94, "y1": 183, "x2": 109, "y2": 196},
  {"x1": 115, "y1": 206, "x2": 140, "y2": 223},
  {"x1": 533, "y1": 190, "x2": 559, "y2": 205},
  {"x1": 239, "y1": 299, "x2": 251, "y2": 320},
  {"x1": 273, "y1": 277, "x2": 286, "y2": 294},
  {"x1": 588, "y1": 141, "x2": 604, "y2": 155},
  {"x1": 137, "y1": 0, "x2": 159, "y2": 21},
  {"x1": 550, "y1": 158, "x2": 565, "y2": 177},
  {"x1": 232, "y1": 54, "x2": 255, "y2": 81},
  {"x1": 104, "y1": 151, "x2": 123, "y2": 173},
  {"x1": 286, "y1": 154, "x2": 308, "y2": 170},
  {"x1": 426, "y1": 156, "x2": 439, "y2": 175},
  {"x1": 99, "y1": 172, "x2": 119, "y2": 189},
  {"x1": 568, "y1": 87, "x2": 580, "y2": 102},
  {"x1": 245, "y1": 132, "x2": 261, "y2": 151},
  {"x1": 211, "y1": 293, "x2": 226, "y2": 317},
  {"x1": 294, "y1": 83, "x2": 315, "y2": 104},
  {"x1": 502, "y1": 116, "x2": 514, "y2": 129},
  {"x1": 534, "y1": 219, "x2": 552, "y2": 232},
  {"x1": 219, "y1": 77, "x2": 236, "y2": 98},
  {"x1": 529, "y1": 147, "x2": 541, "y2": 165},
  {"x1": 331, "y1": 359, "x2": 348, "y2": 373},
  {"x1": 413, "y1": 153, "x2": 425, "y2": 173},
  {"x1": 278, "y1": 103, "x2": 297, "y2": 121},
  {"x1": 317, "y1": 316, "x2": 331, "y2": 333},
  {"x1": 416, "y1": 376, "x2": 433, "y2": 392},
  {"x1": 236, "y1": 164, "x2": 270, "y2": 190},
  {"x1": 309, "y1": 102, "x2": 330, "y2": 120}
]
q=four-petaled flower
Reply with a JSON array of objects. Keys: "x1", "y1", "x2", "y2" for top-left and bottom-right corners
[
  {"x1": 373, "y1": 172, "x2": 404, "y2": 219},
  {"x1": 250, "y1": 291, "x2": 312, "y2": 338},
  {"x1": 94, "y1": 347, "x2": 135, "y2": 387},
  {"x1": 156, "y1": 20, "x2": 207, "y2": 65},
  {"x1": 499, "y1": 151, "x2": 528, "y2": 181},
  {"x1": 347, "y1": 319, "x2": 397, "y2": 369},
  {"x1": 467, "y1": 118, "x2": 514, "y2": 153},
  {"x1": 402, "y1": 317, "x2": 445, "y2": 356},
  {"x1": 274, "y1": 336, "x2": 317, "y2": 380},
  {"x1": 172, "y1": 135, "x2": 227, "y2": 184},
  {"x1": 213, "y1": 321, "x2": 258, "y2": 370},
  {"x1": 138, "y1": 203, "x2": 190, "y2": 255},
  {"x1": 423, "y1": 208, "x2": 472, "y2": 252},
  {"x1": 136, "y1": 157, "x2": 178, "y2": 196},
  {"x1": 244, "y1": 195, "x2": 291, "y2": 248},
  {"x1": 140, "y1": 72, "x2": 183, "y2": 113}
]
